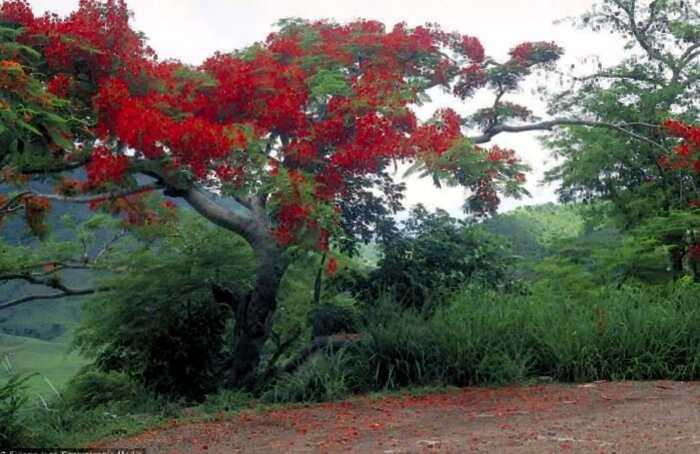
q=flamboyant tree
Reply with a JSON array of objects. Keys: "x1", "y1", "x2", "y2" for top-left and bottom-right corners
[{"x1": 0, "y1": 0, "x2": 653, "y2": 385}]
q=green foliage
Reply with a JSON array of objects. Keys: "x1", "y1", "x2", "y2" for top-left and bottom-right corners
[
  {"x1": 308, "y1": 303, "x2": 360, "y2": 337},
  {"x1": 22, "y1": 390, "x2": 176, "y2": 447},
  {"x1": 198, "y1": 389, "x2": 252, "y2": 414},
  {"x1": 60, "y1": 368, "x2": 142, "y2": 411},
  {"x1": 351, "y1": 282, "x2": 700, "y2": 390},
  {"x1": 73, "y1": 214, "x2": 255, "y2": 400},
  {"x1": 349, "y1": 205, "x2": 518, "y2": 310},
  {"x1": 0, "y1": 373, "x2": 33, "y2": 446},
  {"x1": 545, "y1": 0, "x2": 699, "y2": 234},
  {"x1": 309, "y1": 69, "x2": 351, "y2": 99},
  {"x1": 482, "y1": 203, "x2": 584, "y2": 257},
  {"x1": 0, "y1": 25, "x2": 85, "y2": 173},
  {"x1": 262, "y1": 348, "x2": 356, "y2": 403}
]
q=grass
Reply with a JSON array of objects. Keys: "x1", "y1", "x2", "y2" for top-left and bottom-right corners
[
  {"x1": 0, "y1": 333, "x2": 88, "y2": 396},
  {"x1": 354, "y1": 282, "x2": 700, "y2": 390}
]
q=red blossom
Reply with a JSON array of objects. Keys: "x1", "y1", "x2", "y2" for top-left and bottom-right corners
[
  {"x1": 0, "y1": 0, "x2": 33, "y2": 25},
  {"x1": 661, "y1": 119, "x2": 700, "y2": 175},
  {"x1": 47, "y1": 74, "x2": 72, "y2": 97},
  {"x1": 86, "y1": 146, "x2": 129, "y2": 186},
  {"x1": 461, "y1": 36, "x2": 485, "y2": 63},
  {"x1": 325, "y1": 257, "x2": 338, "y2": 275}
]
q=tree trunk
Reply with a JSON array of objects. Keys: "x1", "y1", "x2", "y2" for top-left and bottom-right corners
[
  {"x1": 176, "y1": 187, "x2": 289, "y2": 388},
  {"x1": 229, "y1": 235, "x2": 287, "y2": 388}
]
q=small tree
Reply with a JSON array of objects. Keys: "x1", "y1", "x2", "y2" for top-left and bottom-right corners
[{"x1": 346, "y1": 205, "x2": 517, "y2": 310}]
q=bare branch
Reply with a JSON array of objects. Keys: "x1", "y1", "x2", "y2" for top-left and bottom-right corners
[
  {"x1": 17, "y1": 156, "x2": 91, "y2": 176},
  {"x1": 0, "y1": 288, "x2": 100, "y2": 311},
  {"x1": 30, "y1": 184, "x2": 162, "y2": 204},
  {"x1": 0, "y1": 191, "x2": 31, "y2": 214},
  {"x1": 93, "y1": 229, "x2": 127, "y2": 262},
  {"x1": 568, "y1": 70, "x2": 663, "y2": 85},
  {"x1": 468, "y1": 119, "x2": 667, "y2": 152}
]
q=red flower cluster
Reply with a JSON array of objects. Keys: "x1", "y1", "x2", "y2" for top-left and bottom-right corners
[
  {"x1": 0, "y1": 59, "x2": 27, "y2": 91},
  {"x1": 0, "y1": 0, "x2": 31, "y2": 24},
  {"x1": 86, "y1": 146, "x2": 129, "y2": 186},
  {"x1": 509, "y1": 41, "x2": 562, "y2": 66},
  {"x1": 2, "y1": 0, "x2": 154, "y2": 82},
  {"x1": 46, "y1": 74, "x2": 72, "y2": 97},
  {"x1": 486, "y1": 145, "x2": 518, "y2": 165},
  {"x1": 460, "y1": 36, "x2": 485, "y2": 63},
  {"x1": 659, "y1": 119, "x2": 700, "y2": 174},
  {"x1": 411, "y1": 109, "x2": 463, "y2": 156},
  {"x1": 23, "y1": 195, "x2": 51, "y2": 238}
]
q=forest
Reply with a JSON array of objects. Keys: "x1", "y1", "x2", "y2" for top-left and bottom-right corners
[{"x1": 0, "y1": 0, "x2": 699, "y2": 450}]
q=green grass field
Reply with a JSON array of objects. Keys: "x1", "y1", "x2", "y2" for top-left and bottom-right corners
[
  {"x1": 0, "y1": 291, "x2": 88, "y2": 397},
  {"x1": 0, "y1": 333, "x2": 88, "y2": 396}
]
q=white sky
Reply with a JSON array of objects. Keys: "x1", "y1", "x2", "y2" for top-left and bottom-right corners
[{"x1": 29, "y1": 0, "x2": 626, "y2": 215}]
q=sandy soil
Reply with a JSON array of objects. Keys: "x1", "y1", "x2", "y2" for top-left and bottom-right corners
[{"x1": 103, "y1": 380, "x2": 700, "y2": 453}]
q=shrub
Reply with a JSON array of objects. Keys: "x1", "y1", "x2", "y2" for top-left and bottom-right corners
[
  {"x1": 73, "y1": 215, "x2": 254, "y2": 401},
  {"x1": 308, "y1": 303, "x2": 360, "y2": 337},
  {"x1": 262, "y1": 348, "x2": 358, "y2": 403},
  {"x1": 350, "y1": 206, "x2": 519, "y2": 311},
  {"x1": 61, "y1": 368, "x2": 143, "y2": 411},
  {"x1": 199, "y1": 389, "x2": 253, "y2": 414}
]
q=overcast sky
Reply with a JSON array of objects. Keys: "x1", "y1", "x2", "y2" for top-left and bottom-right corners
[{"x1": 29, "y1": 0, "x2": 626, "y2": 215}]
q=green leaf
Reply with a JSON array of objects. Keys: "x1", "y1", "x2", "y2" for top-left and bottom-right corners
[{"x1": 310, "y1": 69, "x2": 351, "y2": 99}]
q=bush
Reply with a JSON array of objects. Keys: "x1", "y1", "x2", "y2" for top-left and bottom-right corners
[
  {"x1": 308, "y1": 303, "x2": 360, "y2": 337},
  {"x1": 21, "y1": 371, "x2": 179, "y2": 447},
  {"x1": 199, "y1": 389, "x2": 253, "y2": 414},
  {"x1": 78, "y1": 295, "x2": 230, "y2": 401},
  {"x1": 0, "y1": 374, "x2": 32, "y2": 446},
  {"x1": 349, "y1": 206, "x2": 519, "y2": 311},
  {"x1": 61, "y1": 368, "x2": 143, "y2": 411},
  {"x1": 74, "y1": 216, "x2": 255, "y2": 401},
  {"x1": 262, "y1": 348, "x2": 359, "y2": 403}
]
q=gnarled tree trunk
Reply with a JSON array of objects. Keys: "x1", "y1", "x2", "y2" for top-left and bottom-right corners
[
  {"x1": 229, "y1": 235, "x2": 287, "y2": 388},
  {"x1": 179, "y1": 187, "x2": 290, "y2": 388}
]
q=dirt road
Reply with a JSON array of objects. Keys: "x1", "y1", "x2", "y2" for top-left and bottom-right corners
[{"x1": 105, "y1": 381, "x2": 700, "y2": 453}]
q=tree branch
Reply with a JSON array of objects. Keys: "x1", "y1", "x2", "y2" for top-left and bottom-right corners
[
  {"x1": 468, "y1": 119, "x2": 667, "y2": 151},
  {"x1": 17, "y1": 156, "x2": 91, "y2": 176},
  {"x1": 0, "y1": 191, "x2": 32, "y2": 214},
  {"x1": 0, "y1": 288, "x2": 100, "y2": 311},
  {"x1": 182, "y1": 187, "x2": 260, "y2": 243},
  {"x1": 29, "y1": 184, "x2": 162, "y2": 204},
  {"x1": 569, "y1": 70, "x2": 663, "y2": 85}
]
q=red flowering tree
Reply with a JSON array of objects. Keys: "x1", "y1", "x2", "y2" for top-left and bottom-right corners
[
  {"x1": 658, "y1": 119, "x2": 700, "y2": 278},
  {"x1": 0, "y1": 0, "x2": 595, "y2": 385}
]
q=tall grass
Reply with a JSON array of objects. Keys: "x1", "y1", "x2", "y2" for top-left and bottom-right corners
[{"x1": 354, "y1": 283, "x2": 700, "y2": 389}]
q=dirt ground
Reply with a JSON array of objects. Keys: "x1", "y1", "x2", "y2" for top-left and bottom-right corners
[{"x1": 103, "y1": 381, "x2": 700, "y2": 453}]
